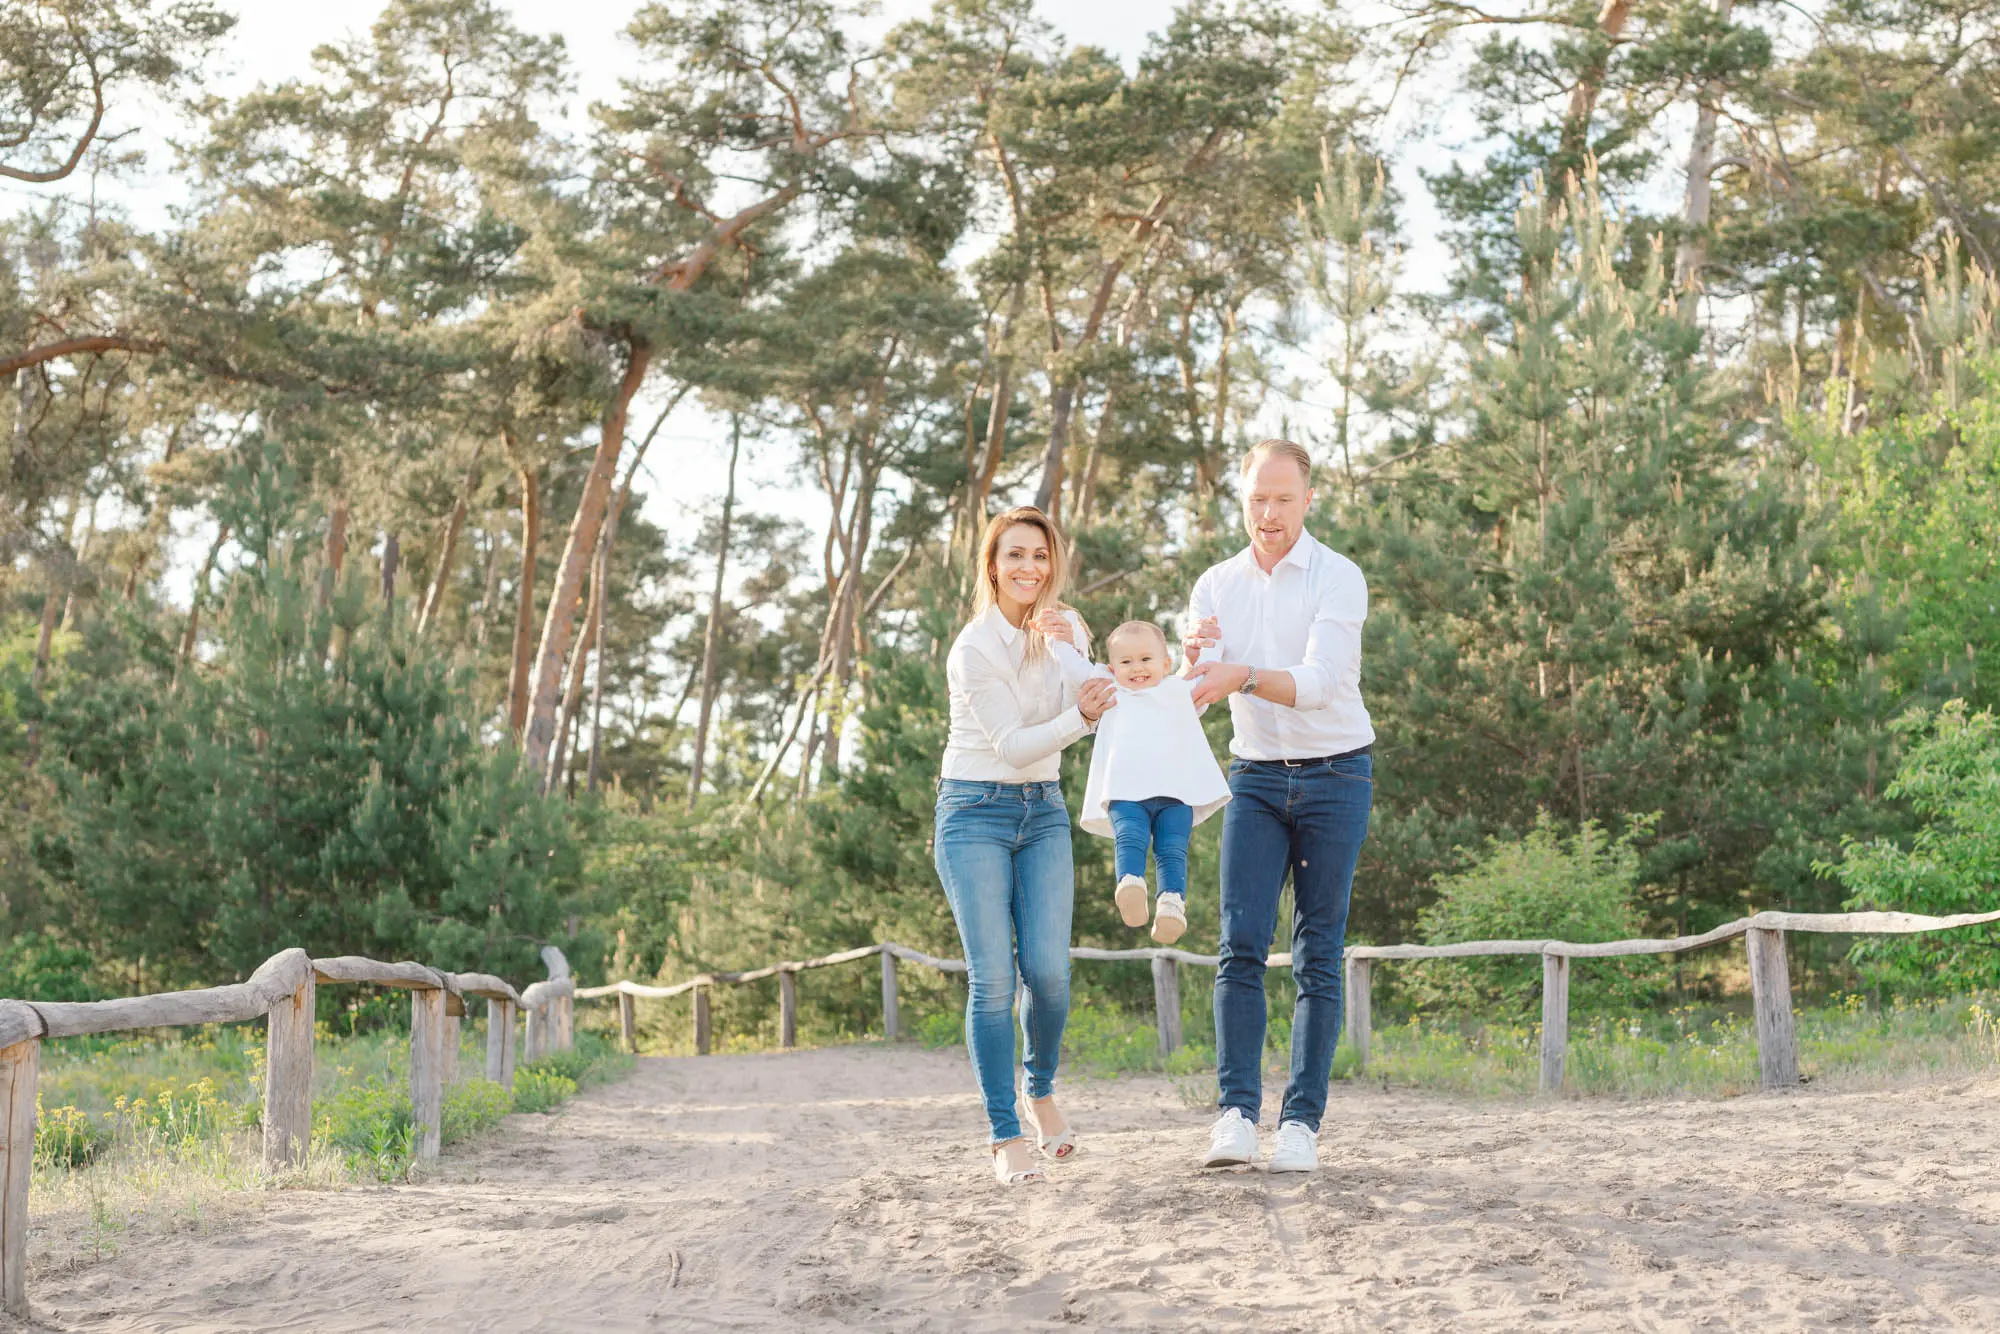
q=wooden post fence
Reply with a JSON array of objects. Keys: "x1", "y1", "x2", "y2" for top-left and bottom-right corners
[
  {"x1": 0, "y1": 1033, "x2": 37, "y2": 1318},
  {"x1": 1151, "y1": 955, "x2": 1182, "y2": 1056},
  {"x1": 410, "y1": 987, "x2": 448, "y2": 1162},
  {"x1": 1746, "y1": 927, "x2": 1799, "y2": 1089},
  {"x1": 779, "y1": 970, "x2": 798, "y2": 1050},
  {"x1": 0, "y1": 946, "x2": 570, "y2": 1318},
  {"x1": 574, "y1": 909, "x2": 2000, "y2": 1101},
  {"x1": 487, "y1": 997, "x2": 517, "y2": 1089},
  {"x1": 618, "y1": 991, "x2": 637, "y2": 1054},
  {"x1": 1345, "y1": 956, "x2": 1373, "y2": 1073},
  {"x1": 1539, "y1": 954, "x2": 1570, "y2": 1093},
  {"x1": 262, "y1": 969, "x2": 314, "y2": 1169},
  {"x1": 881, "y1": 948, "x2": 900, "y2": 1040}
]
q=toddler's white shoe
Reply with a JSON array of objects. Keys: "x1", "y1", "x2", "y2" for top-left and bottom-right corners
[
  {"x1": 1201, "y1": 1107, "x2": 1259, "y2": 1168},
  {"x1": 1268, "y1": 1120, "x2": 1319, "y2": 1173},
  {"x1": 1150, "y1": 892, "x2": 1187, "y2": 944},
  {"x1": 1114, "y1": 874, "x2": 1149, "y2": 927}
]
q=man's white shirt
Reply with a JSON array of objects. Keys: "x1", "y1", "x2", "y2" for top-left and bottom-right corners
[{"x1": 1185, "y1": 530, "x2": 1374, "y2": 762}]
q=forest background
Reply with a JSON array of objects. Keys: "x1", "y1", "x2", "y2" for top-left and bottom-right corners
[{"x1": 4, "y1": 0, "x2": 1998, "y2": 1046}]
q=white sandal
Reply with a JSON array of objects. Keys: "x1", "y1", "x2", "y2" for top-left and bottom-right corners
[
  {"x1": 1115, "y1": 874, "x2": 1149, "y2": 928},
  {"x1": 1021, "y1": 1089, "x2": 1077, "y2": 1159},
  {"x1": 992, "y1": 1137, "x2": 1045, "y2": 1185}
]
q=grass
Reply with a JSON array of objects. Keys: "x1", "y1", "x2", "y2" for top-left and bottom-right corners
[
  {"x1": 27, "y1": 1021, "x2": 634, "y2": 1280},
  {"x1": 909, "y1": 983, "x2": 2000, "y2": 1107}
]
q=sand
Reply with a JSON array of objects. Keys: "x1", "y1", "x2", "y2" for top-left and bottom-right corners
[{"x1": 18, "y1": 1046, "x2": 2000, "y2": 1331}]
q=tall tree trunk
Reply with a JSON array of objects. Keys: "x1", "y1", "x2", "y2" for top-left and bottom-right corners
[
  {"x1": 122, "y1": 424, "x2": 183, "y2": 600},
  {"x1": 1072, "y1": 383, "x2": 1116, "y2": 526},
  {"x1": 1673, "y1": 0, "x2": 1734, "y2": 318},
  {"x1": 379, "y1": 531, "x2": 400, "y2": 604},
  {"x1": 474, "y1": 528, "x2": 501, "y2": 648},
  {"x1": 321, "y1": 501, "x2": 351, "y2": 664},
  {"x1": 507, "y1": 464, "x2": 540, "y2": 739},
  {"x1": 965, "y1": 283, "x2": 1024, "y2": 546},
  {"x1": 174, "y1": 523, "x2": 231, "y2": 682},
  {"x1": 547, "y1": 565, "x2": 594, "y2": 796},
  {"x1": 523, "y1": 339, "x2": 653, "y2": 775},
  {"x1": 1558, "y1": 0, "x2": 1635, "y2": 172},
  {"x1": 687, "y1": 418, "x2": 742, "y2": 809},
  {"x1": 584, "y1": 530, "x2": 615, "y2": 796},
  {"x1": 416, "y1": 441, "x2": 486, "y2": 637}
]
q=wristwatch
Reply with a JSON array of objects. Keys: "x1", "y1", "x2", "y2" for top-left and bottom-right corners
[{"x1": 1239, "y1": 666, "x2": 1260, "y2": 697}]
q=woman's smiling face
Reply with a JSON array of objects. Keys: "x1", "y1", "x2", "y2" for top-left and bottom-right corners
[{"x1": 991, "y1": 522, "x2": 1053, "y2": 620}]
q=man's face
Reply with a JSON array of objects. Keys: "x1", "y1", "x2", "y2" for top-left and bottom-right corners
[
  {"x1": 1241, "y1": 451, "x2": 1313, "y2": 564},
  {"x1": 1107, "y1": 631, "x2": 1165, "y2": 690}
]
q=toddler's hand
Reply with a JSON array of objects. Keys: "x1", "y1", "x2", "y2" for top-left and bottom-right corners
[
  {"x1": 1183, "y1": 615, "x2": 1221, "y2": 668},
  {"x1": 1034, "y1": 608, "x2": 1075, "y2": 646}
]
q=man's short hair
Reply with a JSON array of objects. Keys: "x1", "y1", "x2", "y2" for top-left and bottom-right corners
[
  {"x1": 1106, "y1": 620, "x2": 1169, "y2": 657},
  {"x1": 1240, "y1": 438, "x2": 1314, "y2": 487}
]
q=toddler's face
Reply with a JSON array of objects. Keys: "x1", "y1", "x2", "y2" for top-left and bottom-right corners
[{"x1": 1107, "y1": 633, "x2": 1166, "y2": 690}]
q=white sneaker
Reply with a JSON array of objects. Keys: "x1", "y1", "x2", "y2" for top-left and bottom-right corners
[
  {"x1": 1201, "y1": 1107, "x2": 1259, "y2": 1168},
  {"x1": 1150, "y1": 892, "x2": 1187, "y2": 944},
  {"x1": 1268, "y1": 1120, "x2": 1319, "y2": 1173},
  {"x1": 1114, "y1": 874, "x2": 1149, "y2": 927}
]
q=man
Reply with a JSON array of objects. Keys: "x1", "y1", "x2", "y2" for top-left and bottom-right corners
[{"x1": 1184, "y1": 439, "x2": 1373, "y2": 1174}]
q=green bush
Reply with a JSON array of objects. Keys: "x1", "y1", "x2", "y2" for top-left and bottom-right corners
[
  {"x1": 442, "y1": 1078, "x2": 512, "y2": 1144},
  {"x1": 1832, "y1": 701, "x2": 2000, "y2": 993},
  {"x1": 0, "y1": 931, "x2": 104, "y2": 1002},
  {"x1": 1409, "y1": 813, "x2": 1666, "y2": 1018},
  {"x1": 511, "y1": 1067, "x2": 577, "y2": 1114}
]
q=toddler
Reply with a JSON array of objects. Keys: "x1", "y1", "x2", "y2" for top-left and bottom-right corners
[{"x1": 1039, "y1": 613, "x2": 1230, "y2": 943}]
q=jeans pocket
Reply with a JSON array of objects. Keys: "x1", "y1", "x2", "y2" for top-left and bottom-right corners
[
  {"x1": 1327, "y1": 756, "x2": 1373, "y2": 785},
  {"x1": 937, "y1": 791, "x2": 992, "y2": 815}
]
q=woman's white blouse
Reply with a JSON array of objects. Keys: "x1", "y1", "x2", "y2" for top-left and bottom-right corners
[{"x1": 940, "y1": 607, "x2": 1091, "y2": 783}]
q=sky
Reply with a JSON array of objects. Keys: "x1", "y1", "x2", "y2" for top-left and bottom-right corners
[{"x1": 6, "y1": 0, "x2": 1475, "y2": 595}]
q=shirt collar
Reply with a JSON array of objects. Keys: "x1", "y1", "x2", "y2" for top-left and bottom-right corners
[
  {"x1": 1238, "y1": 529, "x2": 1318, "y2": 576},
  {"x1": 984, "y1": 604, "x2": 1022, "y2": 644}
]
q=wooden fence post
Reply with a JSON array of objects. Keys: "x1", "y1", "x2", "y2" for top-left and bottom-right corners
[
  {"x1": 693, "y1": 983, "x2": 711, "y2": 1056},
  {"x1": 1, "y1": 1038, "x2": 40, "y2": 1318},
  {"x1": 618, "y1": 990, "x2": 637, "y2": 1055},
  {"x1": 262, "y1": 971, "x2": 314, "y2": 1170},
  {"x1": 410, "y1": 988, "x2": 447, "y2": 1163},
  {"x1": 1539, "y1": 953, "x2": 1570, "y2": 1094},
  {"x1": 1345, "y1": 956, "x2": 1373, "y2": 1072},
  {"x1": 1151, "y1": 954, "x2": 1183, "y2": 1057},
  {"x1": 442, "y1": 1011, "x2": 461, "y2": 1085},
  {"x1": 779, "y1": 970, "x2": 798, "y2": 1050},
  {"x1": 486, "y1": 998, "x2": 517, "y2": 1090},
  {"x1": 523, "y1": 1002, "x2": 546, "y2": 1063},
  {"x1": 1747, "y1": 926, "x2": 1800, "y2": 1089},
  {"x1": 880, "y1": 948, "x2": 899, "y2": 1041},
  {"x1": 557, "y1": 993, "x2": 574, "y2": 1051}
]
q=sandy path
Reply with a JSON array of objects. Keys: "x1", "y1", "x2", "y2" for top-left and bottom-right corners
[{"x1": 20, "y1": 1046, "x2": 2000, "y2": 1332}]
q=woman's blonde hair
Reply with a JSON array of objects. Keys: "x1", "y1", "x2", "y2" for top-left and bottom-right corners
[{"x1": 973, "y1": 505, "x2": 1077, "y2": 660}]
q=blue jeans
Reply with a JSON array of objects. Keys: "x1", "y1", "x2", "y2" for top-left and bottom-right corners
[
  {"x1": 933, "y1": 779, "x2": 1074, "y2": 1143},
  {"x1": 1214, "y1": 753, "x2": 1372, "y2": 1132},
  {"x1": 1107, "y1": 797, "x2": 1194, "y2": 897}
]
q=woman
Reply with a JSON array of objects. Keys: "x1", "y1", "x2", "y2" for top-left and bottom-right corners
[{"x1": 936, "y1": 506, "x2": 1117, "y2": 1185}]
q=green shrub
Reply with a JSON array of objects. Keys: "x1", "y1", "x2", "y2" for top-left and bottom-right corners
[
  {"x1": 1831, "y1": 701, "x2": 2000, "y2": 994},
  {"x1": 442, "y1": 1078, "x2": 512, "y2": 1145},
  {"x1": 511, "y1": 1067, "x2": 577, "y2": 1114},
  {"x1": 1410, "y1": 813, "x2": 1666, "y2": 1018},
  {"x1": 316, "y1": 1078, "x2": 415, "y2": 1180},
  {"x1": 916, "y1": 1010, "x2": 961, "y2": 1049},
  {"x1": 0, "y1": 931, "x2": 104, "y2": 1002}
]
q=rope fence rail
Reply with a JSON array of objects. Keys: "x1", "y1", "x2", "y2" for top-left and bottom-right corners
[
  {"x1": 578, "y1": 907, "x2": 2000, "y2": 1097},
  {"x1": 0, "y1": 946, "x2": 579, "y2": 1317}
]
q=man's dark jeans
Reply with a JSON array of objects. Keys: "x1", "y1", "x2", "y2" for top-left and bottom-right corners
[{"x1": 1213, "y1": 753, "x2": 1372, "y2": 1133}]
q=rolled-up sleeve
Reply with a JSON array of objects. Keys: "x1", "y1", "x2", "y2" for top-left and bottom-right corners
[
  {"x1": 1283, "y1": 562, "x2": 1367, "y2": 711},
  {"x1": 950, "y1": 642, "x2": 1090, "y2": 770}
]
